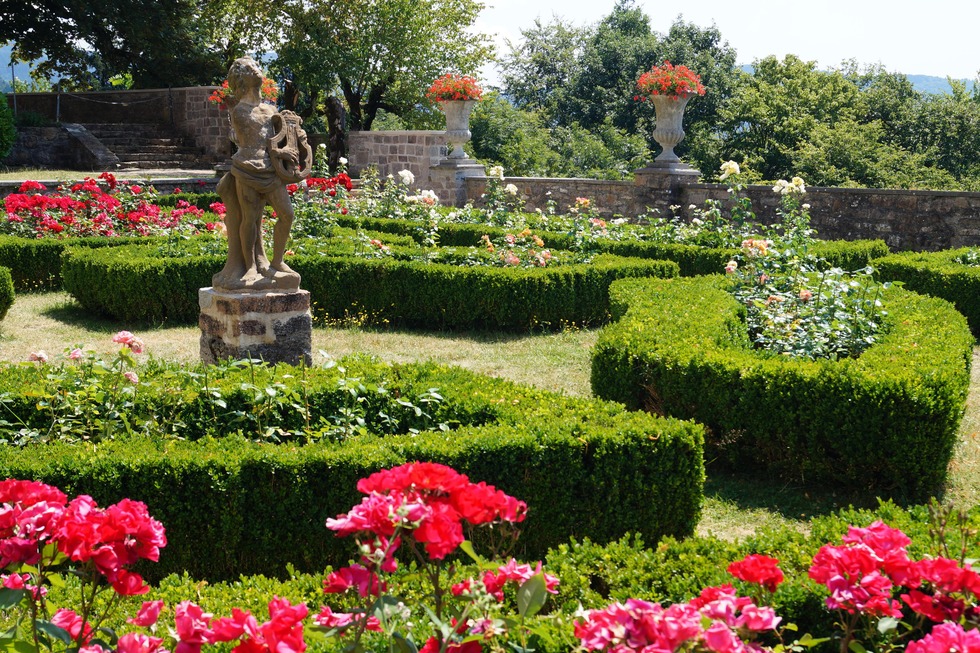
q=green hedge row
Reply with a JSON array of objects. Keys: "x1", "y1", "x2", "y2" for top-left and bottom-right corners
[
  {"x1": 590, "y1": 275, "x2": 974, "y2": 502},
  {"x1": 0, "y1": 235, "x2": 151, "y2": 291},
  {"x1": 0, "y1": 266, "x2": 13, "y2": 320},
  {"x1": 61, "y1": 240, "x2": 678, "y2": 328},
  {"x1": 0, "y1": 357, "x2": 705, "y2": 582},
  {"x1": 334, "y1": 215, "x2": 889, "y2": 276},
  {"x1": 873, "y1": 248, "x2": 980, "y2": 338}
]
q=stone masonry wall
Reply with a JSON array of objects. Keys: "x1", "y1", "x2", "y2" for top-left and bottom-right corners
[
  {"x1": 462, "y1": 176, "x2": 980, "y2": 253},
  {"x1": 348, "y1": 130, "x2": 447, "y2": 184},
  {"x1": 6, "y1": 87, "x2": 230, "y2": 162}
]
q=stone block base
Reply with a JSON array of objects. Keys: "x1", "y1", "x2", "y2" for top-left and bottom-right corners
[
  {"x1": 429, "y1": 158, "x2": 485, "y2": 206},
  {"x1": 199, "y1": 288, "x2": 312, "y2": 366}
]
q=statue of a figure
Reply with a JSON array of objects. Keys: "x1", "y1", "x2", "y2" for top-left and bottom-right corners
[{"x1": 213, "y1": 57, "x2": 312, "y2": 292}]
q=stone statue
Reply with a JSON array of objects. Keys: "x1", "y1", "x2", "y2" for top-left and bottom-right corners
[{"x1": 213, "y1": 57, "x2": 312, "y2": 292}]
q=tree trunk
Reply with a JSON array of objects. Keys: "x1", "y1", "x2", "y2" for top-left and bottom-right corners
[{"x1": 326, "y1": 96, "x2": 347, "y2": 173}]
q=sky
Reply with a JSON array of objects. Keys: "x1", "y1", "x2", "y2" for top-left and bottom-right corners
[{"x1": 474, "y1": 0, "x2": 980, "y2": 84}]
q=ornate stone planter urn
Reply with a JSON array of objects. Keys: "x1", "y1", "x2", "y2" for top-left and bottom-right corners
[
  {"x1": 440, "y1": 99, "x2": 477, "y2": 159},
  {"x1": 650, "y1": 92, "x2": 695, "y2": 163},
  {"x1": 634, "y1": 61, "x2": 705, "y2": 166},
  {"x1": 427, "y1": 74, "x2": 483, "y2": 161}
]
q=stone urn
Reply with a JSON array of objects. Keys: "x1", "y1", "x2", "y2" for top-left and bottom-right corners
[
  {"x1": 650, "y1": 92, "x2": 695, "y2": 163},
  {"x1": 440, "y1": 100, "x2": 477, "y2": 159}
]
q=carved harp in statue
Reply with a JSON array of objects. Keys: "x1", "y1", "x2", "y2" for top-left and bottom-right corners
[{"x1": 268, "y1": 110, "x2": 314, "y2": 183}]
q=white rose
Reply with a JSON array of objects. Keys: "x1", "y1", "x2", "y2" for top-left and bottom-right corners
[
  {"x1": 397, "y1": 169, "x2": 415, "y2": 186},
  {"x1": 339, "y1": 157, "x2": 348, "y2": 165},
  {"x1": 719, "y1": 160, "x2": 740, "y2": 181},
  {"x1": 504, "y1": 183, "x2": 518, "y2": 195}
]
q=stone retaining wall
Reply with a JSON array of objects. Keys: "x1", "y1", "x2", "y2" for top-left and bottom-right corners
[
  {"x1": 348, "y1": 130, "x2": 447, "y2": 184},
  {"x1": 5, "y1": 88, "x2": 229, "y2": 161},
  {"x1": 349, "y1": 130, "x2": 980, "y2": 252}
]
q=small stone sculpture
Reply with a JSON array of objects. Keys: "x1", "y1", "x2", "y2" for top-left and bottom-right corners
[{"x1": 213, "y1": 57, "x2": 312, "y2": 292}]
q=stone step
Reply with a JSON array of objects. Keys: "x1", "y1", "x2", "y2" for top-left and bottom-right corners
[{"x1": 116, "y1": 152, "x2": 201, "y2": 162}]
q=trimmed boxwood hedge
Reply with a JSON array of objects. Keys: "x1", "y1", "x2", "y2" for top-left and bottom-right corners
[
  {"x1": 0, "y1": 357, "x2": 705, "y2": 582},
  {"x1": 61, "y1": 240, "x2": 678, "y2": 328},
  {"x1": 334, "y1": 214, "x2": 890, "y2": 277},
  {"x1": 0, "y1": 235, "x2": 157, "y2": 292},
  {"x1": 590, "y1": 275, "x2": 974, "y2": 502},
  {"x1": 0, "y1": 266, "x2": 13, "y2": 320},
  {"x1": 873, "y1": 248, "x2": 980, "y2": 338}
]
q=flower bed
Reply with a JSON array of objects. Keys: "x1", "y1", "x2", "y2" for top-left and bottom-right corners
[
  {"x1": 590, "y1": 275, "x2": 973, "y2": 501},
  {"x1": 0, "y1": 355, "x2": 705, "y2": 581},
  {"x1": 873, "y1": 248, "x2": 980, "y2": 338}
]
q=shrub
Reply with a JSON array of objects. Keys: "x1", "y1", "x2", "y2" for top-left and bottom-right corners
[
  {"x1": 0, "y1": 356, "x2": 705, "y2": 581},
  {"x1": 873, "y1": 248, "x2": 980, "y2": 338},
  {"x1": 0, "y1": 97, "x2": 15, "y2": 159},
  {"x1": 590, "y1": 275, "x2": 973, "y2": 501},
  {"x1": 61, "y1": 238, "x2": 678, "y2": 328},
  {"x1": 0, "y1": 265, "x2": 14, "y2": 320},
  {"x1": 0, "y1": 235, "x2": 155, "y2": 292}
]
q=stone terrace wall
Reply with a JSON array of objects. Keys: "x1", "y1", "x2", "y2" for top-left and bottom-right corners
[
  {"x1": 463, "y1": 177, "x2": 980, "y2": 253},
  {"x1": 349, "y1": 130, "x2": 980, "y2": 252},
  {"x1": 6, "y1": 87, "x2": 229, "y2": 162},
  {"x1": 348, "y1": 130, "x2": 447, "y2": 184},
  {"x1": 681, "y1": 184, "x2": 980, "y2": 252}
]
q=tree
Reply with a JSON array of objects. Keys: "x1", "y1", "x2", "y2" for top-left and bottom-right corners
[
  {"x1": 500, "y1": 3, "x2": 741, "y2": 172},
  {"x1": 908, "y1": 80, "x2": 980, "y2": 188},
  {"x1": 273, "y1": 0, "x2": 492, "y2": 133},
  {"x1": 499, "y1": 16, "x2": 584, "y2": 126},
  {"x1": 563, "y1": 0, "x2": 659, "y2": 134},
  {"x1": 0, "y1": 0, "x2": 226, "y2": 89},
  {"x1": 718, "y1": 55, "x2": 867, "y2": 181}
]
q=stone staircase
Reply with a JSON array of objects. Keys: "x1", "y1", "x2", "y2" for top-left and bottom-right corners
[{"x1": 79, "y1": 123, "x2": 208, "y2": 170}]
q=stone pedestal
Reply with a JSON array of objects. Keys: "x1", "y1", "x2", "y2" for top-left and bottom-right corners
[
  {"x1": 199, "y1": 288, "x2": 312, "y2": 366},
  {"x1": 634, "y1": 162, "x2": 702, "y2": 217},
  {"x1": 429, "y1": 158, "x2": 485, "y2": 207}
]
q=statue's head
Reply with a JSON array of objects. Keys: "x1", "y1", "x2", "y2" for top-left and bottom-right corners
[{"x1": 227, "y1": 57, "x2": 263, "y2": 94}]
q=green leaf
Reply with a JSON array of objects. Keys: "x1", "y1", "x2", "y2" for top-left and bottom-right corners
[
  {"x1": 794, "y1": 634, "x2": 830, "y2": 648},
  {"x1": 516, "y1": 574, "x2": 548, "y2": 619},
  {"x1": 392, "y1": 633, "x2": 418, "y2": 653},
  {"x1": 34, "y1": 620, "x2": 71, "y2": 645},
  {"x1": 0, "y1": 588, "x2": 28, "y2": 610},
  {"x1": 458, "y1": 541, "x2": 485, "y2": 566},
  {"x1": 848, "y1": 641, "x2": 867, "y2": 653}
]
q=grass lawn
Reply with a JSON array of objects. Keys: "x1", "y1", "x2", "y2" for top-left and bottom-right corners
[{"x1": 1, "y1": 291, "x2": 977, "y2": 540}]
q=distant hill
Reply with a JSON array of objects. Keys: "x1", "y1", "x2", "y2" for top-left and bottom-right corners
[
  {"x1": 906, "y1": 74, "x2": 975, "y2": 95},
  {"x1": 0, "y1": 45, "x2": 36, "y2": 93},
  {"x1": 738, "y1": 64, "x2": 974, "y2": 96}
]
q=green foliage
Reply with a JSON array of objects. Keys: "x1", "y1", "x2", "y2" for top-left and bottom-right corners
[
  {"x1": 0, "y1": 356, "x2": 705, "y2": 581},
  {"x1": 0, "y1": 97, "x2": 15, "y2": 159},
  {"x1": 59, "y1": 235, "x2": 678, "y2": 328},
  {"x1": 274, "y1": 0, "x2": 492, "y2": 132},
  {"x1": 0, "y1": 235, "x2": 151, "y2": 292},
  {"x1": 591, "y1": 274, "x2": 973, "y2": 501},
  {"x1": 717, "y1": 56, "x2": 979, "y2": 189},
  {"x1": 873, "y1": 248, "x2": 980, "y2": 337},
  {"x1": 496, "y1": 4, "x2": 739, "y2": 174},
  {"x1": 470, "y1": 94, "x2": 649, "y2": 179},
  {"x1": 0, "y1": 266, "x2": 14, "y2": 321},
  {"x1": 0, "y1": 0, "x2": 225, "y2": 88}
]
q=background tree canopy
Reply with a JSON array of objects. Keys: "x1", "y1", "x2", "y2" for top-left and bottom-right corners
[{"x1": 3, "y1": 0, "x2": 980, "y2": 189}]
